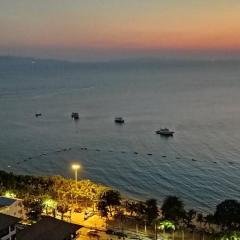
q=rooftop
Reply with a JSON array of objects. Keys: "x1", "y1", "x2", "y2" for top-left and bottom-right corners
[
  {"x1": 17, "y1": 216, "x2": 81, "y2": 240},
  {"x1": 0, "y1": 213, "x2": 20, "y2": 231},
  {"x1": 0, "y1": 196, "x2": 17, "y2": 207}
]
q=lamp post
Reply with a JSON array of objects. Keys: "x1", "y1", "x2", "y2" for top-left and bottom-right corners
[{"x1": 72, "y1": 164, "x2": 80, "y2": 189}]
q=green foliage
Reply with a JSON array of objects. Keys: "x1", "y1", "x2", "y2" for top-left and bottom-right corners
[
  {"x1": 0, "y1": 171, "x2": 109, "y2": 207},
  {"x1": 220, "y1": 231, "x2": 240, "y2": 240},
  {"x1": 158, "y1": 220, "x2": 176, "y2": 231}
]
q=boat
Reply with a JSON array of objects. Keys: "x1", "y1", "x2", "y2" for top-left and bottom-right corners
[
  {"x1": 156, "y1": 128, "x2": 174, "y2": 136},
  {"x1": 114, "y1": 117, "x2": 125, "y2": 124},
  {"x1": 71, "y1": 112, "x2": 79, "y2": 120}
]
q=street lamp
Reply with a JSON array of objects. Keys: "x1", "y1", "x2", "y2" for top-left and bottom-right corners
[{"x1": 72, "y1": 164, "x2": 80, "y2": 189}]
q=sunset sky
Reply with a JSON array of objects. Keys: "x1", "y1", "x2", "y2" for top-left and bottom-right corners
[{"x1": 1, "y1": 0, "x2": 240, "y2": 60}]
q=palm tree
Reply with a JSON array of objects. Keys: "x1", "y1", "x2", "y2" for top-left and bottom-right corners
[
  {"x1": 161, "y1": 196, "x2": 185, "y2": 224},
  {"x1": 57, "y1": 203, "x2": 69, "y2": 220},
  {"x1": 197, "y1": 213, "x2": 204, "y2": 228}
]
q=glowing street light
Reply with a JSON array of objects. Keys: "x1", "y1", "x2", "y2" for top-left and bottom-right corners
[
  {"x1": 72, "y1": 164, "x2": 81, "y2": 189},
  {"x1": 4, "y1": 191, "x2": 16, "y2": 199}
]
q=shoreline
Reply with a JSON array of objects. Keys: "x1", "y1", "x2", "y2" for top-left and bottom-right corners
[{"x1": 0, "y1": 170, "x2": 239, "y2": 240}]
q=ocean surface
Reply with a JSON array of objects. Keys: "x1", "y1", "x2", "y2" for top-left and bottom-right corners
[{"x1": 0, "y1": 57, "x2": 240, "y2": 213}]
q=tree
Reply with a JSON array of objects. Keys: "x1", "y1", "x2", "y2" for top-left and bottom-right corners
[
  {"x1": 125, "y1": 200, "x2": 137, "y2": 216},
  {"x1": 161, "y1": 196, "x2": 185, "y2": 223},
  {"x1": 135, "y1": 201, "x2": 146, "y2": 218},
  {"x1": 97, "y1": 200, "x2": 108, "y2": 218},
  {"x1": 145, "y1": 199, "x2": 158, "y2": 224},
  {"x1": 214, "y1": 199, "x2": 240, "y2": 230},
  {"x1": 197, "y1": 213, "x2": 204, "y2": 228},
  {"x1": 184, "y1": 209, "x2": 196, "y2": 228},
  {"x1": 57, "y1": 203, "x2": 69, "y2": 220},
  {"x1": 159, "y1": 220, "x2": 176, "y2": 232},
  {"x1": 220, "y1": 231, "x2": 240, "y2": 240},
  {"x1": 204, "y1": 214, "x2": 215, "y2": 230},
  {"x1": 98, "y1": 190, "x2": 121, "y2": 216},
  {"x1": 23, "y1": 198, "x2": 43, "y2": 221}
]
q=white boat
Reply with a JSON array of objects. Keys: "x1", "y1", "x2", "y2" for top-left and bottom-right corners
[{"x1": 156, "y1": 128, "x2": 174, "y2": 136}]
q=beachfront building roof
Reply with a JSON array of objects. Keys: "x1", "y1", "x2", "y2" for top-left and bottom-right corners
[
  {"x1": 17, "y1": 216, "x2": 81, "y2": 240},
  {"x1": 0, "y1": 212, "x2": 20, "y2": 240},
  {"x1": 0, "y1": 196, "x2": 27, "y2": 220}
]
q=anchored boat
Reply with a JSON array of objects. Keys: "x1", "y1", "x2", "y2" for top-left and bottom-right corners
[
  {"x1": 156, "y1": 128, "x2": 174, "y2": 136},
  {"x1": 115, "y1": 117, "x2": 125, "y2": 124}
]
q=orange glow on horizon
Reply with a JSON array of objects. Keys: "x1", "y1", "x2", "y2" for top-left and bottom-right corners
[{"x1": 1, "y1": 0, "x2": 240, "y2": 56}]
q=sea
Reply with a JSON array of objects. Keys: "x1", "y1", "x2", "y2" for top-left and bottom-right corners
[{"x1": 0, "y1": 56, "x2": 240, "y2": 213}]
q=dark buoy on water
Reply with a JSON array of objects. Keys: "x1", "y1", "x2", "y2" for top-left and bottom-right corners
[{"x1": 71, "y1": 112, "x2": 79, "y2": 120}]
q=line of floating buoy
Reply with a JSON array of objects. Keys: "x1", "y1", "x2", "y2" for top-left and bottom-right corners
[{"x1": 10, "y1": 144, "x2": 238, "y2": 170}]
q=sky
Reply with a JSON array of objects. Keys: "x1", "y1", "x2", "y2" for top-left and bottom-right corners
[{"x1": 1, "y1": 0, "x2": 240, "y2": 60}]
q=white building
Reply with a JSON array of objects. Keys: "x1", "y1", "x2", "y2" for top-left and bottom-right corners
[
  {"x1": 0, "y1": 213, "x2": 20, "y2": 240},
  {"x1": 0, "y1": 197, "x2": 26, "y2": 220}
]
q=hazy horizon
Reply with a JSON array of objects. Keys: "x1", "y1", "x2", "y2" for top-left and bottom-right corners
[{"x1": 1, "y1": 0, "x2": 240, "y2": 61}]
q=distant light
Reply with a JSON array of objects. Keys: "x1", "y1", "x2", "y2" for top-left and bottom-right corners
[
  {"x1": 4, "y1": 191, "x2": 16, "y2": 199},
  {"x1": 72, "y1": 164, "x2": 80, "y2": 170}
]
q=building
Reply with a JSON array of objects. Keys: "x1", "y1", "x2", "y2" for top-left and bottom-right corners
[
  {"x1": 0, "y1": 213, "x2": 20, "y2": 240},
  {"x1": 0, "y1": 197, "x2": 26, "y2": 220},
  {"x1": 17, "y1": 216, "x2": 81, "y2": 240}
]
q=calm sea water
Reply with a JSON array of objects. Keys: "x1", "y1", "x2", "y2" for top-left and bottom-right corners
[{"x1": 0, "y1": 57, "x2": 240, "y2": 212}]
